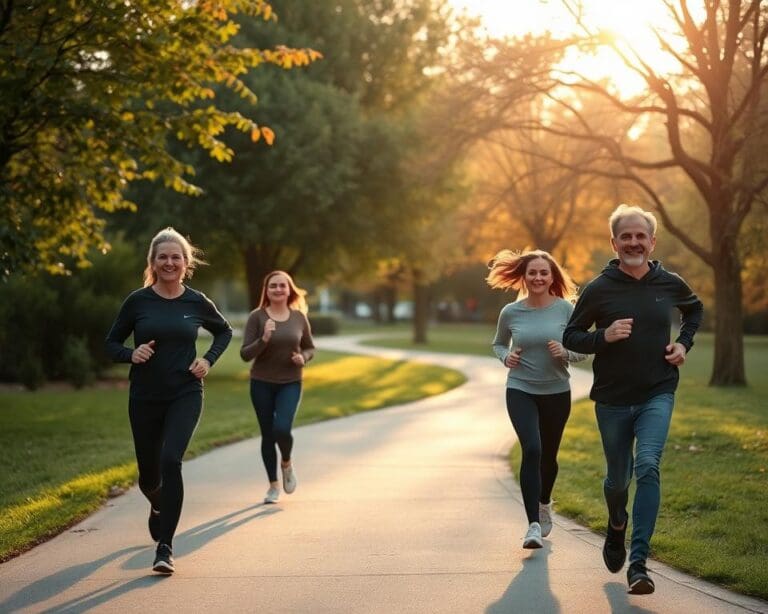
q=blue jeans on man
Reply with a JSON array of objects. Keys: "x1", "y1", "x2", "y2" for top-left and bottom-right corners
[{"x1": 595, "y1": 392, "x2": 674, "y2": 564}]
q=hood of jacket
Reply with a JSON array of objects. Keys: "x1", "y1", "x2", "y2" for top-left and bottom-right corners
[{"x1": 601, "y1": 259, "x2": 663, "y2": 282}]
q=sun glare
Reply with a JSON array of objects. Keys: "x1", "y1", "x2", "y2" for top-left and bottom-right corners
[{"x1": 451, "y1": 0, "x2": 697, "y2": 98}]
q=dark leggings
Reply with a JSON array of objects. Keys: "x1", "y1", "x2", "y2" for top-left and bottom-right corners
[
  {"x1": 250, "y1": 379, "x2": 302, "y2": 482},
  {"x1": 128, "y1": 391, "x2": 202, "y2": 546},
  {"x1": 506, "y1": 388, "x2": 571, "y2": 524}
]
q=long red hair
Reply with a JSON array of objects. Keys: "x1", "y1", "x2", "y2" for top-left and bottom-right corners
[{"x1": 486, "y1": 249, "x2": 577, "y2": 300}]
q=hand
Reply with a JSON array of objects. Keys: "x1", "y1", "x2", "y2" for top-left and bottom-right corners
[
  {"x1": 504, "y1": 347, "x2": 522, "y2": 368},
  {"x1": 262, "y1": 318, "x2": 276, "y2": 343},
  {"x1": 547, "y1": 340, "x2": 568, "y2": 360},
  {"x1": 189, "y1": 357, "x2": 211, "y2": 379},
  {"x1": 291, "y1": 352, "x2": 305, "y2": 366},
  {"x1": 131, "y1": 340, "x2": 156, "y2": 364},
  {"x1": 605, "y1": 318, "x2": 633, "y2": 343},
  {"x1": 665, "y1": 342, "x2": 687, "y2": 366}
]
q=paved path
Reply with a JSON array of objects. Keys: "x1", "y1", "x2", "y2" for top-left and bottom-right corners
[{"x1": 1, "y1": 336, "x2": 766, "y2": 613}]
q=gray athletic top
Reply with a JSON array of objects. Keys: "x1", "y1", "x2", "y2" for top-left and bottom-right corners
[{"x1": 492, "y1": 298, "x2": 586, "y2": 394}]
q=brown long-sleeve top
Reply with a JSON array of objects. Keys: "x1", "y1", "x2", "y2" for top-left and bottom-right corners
[{"x1": 240, "y1": 308, "x2": 315, "y2": 383}]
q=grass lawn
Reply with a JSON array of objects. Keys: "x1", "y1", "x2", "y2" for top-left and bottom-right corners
[
  {"x1": 0, "y1": 342, "x2": 464, "y2": 561},
  {"x1": 356, "y1": 321, "x2": 768, "y2": 599},
  {"x1": 356, "y1": 321, "x2": 497, "y2": 356},
  {"x1": 535, "y1": 333, "x2": 768, "y2": 599}
]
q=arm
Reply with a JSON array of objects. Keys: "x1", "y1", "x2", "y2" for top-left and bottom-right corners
[
  {"x1": 105, "y1": 295, "x2": 136, "y2": 363},
  {"x1": 566, "y1": 349, "x2": 589, "y2": 363},
  {"x1": 492, "y1": 306, "x2": 512, "y2": 364},
  {"x1": 562, "y1": 287, "x2": 603, "y2": 354},
  {"x1": 240, "y1": 311, "x2": 267, "y2": 362},
  {"x1": 200, "y1": 295, "x2": 233, "y2": 367},
  {"x1": 299, "y1": 314, "x2": 315, "y2": 363},
  {"x1": 673, "y1": 276, "x2": 704, "y2": 352}
]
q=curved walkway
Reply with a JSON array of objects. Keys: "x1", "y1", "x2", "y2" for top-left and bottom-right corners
[{"x1": 0, "y1": 335, "x2": 765, "y2": 613}]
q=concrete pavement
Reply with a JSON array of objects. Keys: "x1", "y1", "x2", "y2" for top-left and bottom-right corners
[{"x1": 0, "y1": 335, "x2": 766, "y2": 613}]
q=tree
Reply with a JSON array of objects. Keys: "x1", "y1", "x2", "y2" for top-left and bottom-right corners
[
  {"x1": 534, "y1": 0, "x2": 768, "y2": 385},
  {"x1": 428, "y1": 3, "x2": 768, "y2": 384},
  {"x1": 459, "y1": 98, "x2": 626, "y2": 279},
  {"x1": 182, "y1": 72, "x2": 403, "y2": 307},
  {"x1": 136, "y1": 0, "x2": 456, "y2": 307},
  {"x1": 0, "y1": 0, "x2": 317, "y2": 277}
]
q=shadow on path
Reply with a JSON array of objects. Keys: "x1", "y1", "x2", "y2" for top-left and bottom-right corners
[
  {"x1": 486, "y1": 543, "x2": 559, "y2": 614},
  {"x1": 0, "y1": 504, "x2": 279, "y2": 613},
  {"x1": 603, "y1": 581, "x2": 658, "y2": 614}
]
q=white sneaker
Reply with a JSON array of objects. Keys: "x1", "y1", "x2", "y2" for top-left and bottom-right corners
[
  {"x1": 264, "y1": 486, "x2": 280, "y2": 504},
  {"x1": 523, "y1": 522, "x2": 543, "y2": 549},
  {"x1": 539, "y1": 501, "x2": 554, "y2": 537},
  {"x1": 282, "y1": 463, "x2": 297, "y2": 494}
]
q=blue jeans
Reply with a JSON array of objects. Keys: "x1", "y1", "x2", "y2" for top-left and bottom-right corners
[
  {"x1": 595, "y1": 392, "x2": 674, "y2": 564},
  {"x1": 250, "y1": 379, "x2": 302, "y2": 482}
]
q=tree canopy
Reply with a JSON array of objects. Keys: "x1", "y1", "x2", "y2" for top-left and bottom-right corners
[{"x1": 0, "y1": 0, "x2": 317, "y2": 277}]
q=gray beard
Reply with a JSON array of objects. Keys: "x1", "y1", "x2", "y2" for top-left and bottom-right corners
[{"x1": 620, "y1": 254, "x2": 646, "y2": 267}]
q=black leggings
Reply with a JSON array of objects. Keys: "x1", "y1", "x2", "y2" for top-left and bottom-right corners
[
  {"x1": 250, "y1": 379, "x2": 302, "y2": 483},
  {"x1": 506, "y1": 388, "x2": 571, "y2": 524},
  {"x1": 128, "y1": 391, "x2": 202, "y2": 546}
]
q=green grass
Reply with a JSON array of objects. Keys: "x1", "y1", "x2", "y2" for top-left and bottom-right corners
[
  {"x1": 358, "y1": 321, "x2": 497, "y2": 356},
  {"x1": 0, "y1": 344, "x2": 465, "y2": 561},
  {"x1": 509, "y1": 333, "x2": 768, "y2": 599},
  {"x1": 356, "y1": 322, "x2": 768, "y2": 599}
]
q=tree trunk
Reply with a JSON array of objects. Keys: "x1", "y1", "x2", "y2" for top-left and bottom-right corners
[
  {"x1": 369, "y1": 289, "x2": 383, "y2": 323},
  {"x1": 384, "y1": 285, "x2": 397, "y2": 323},
  {"x1": 243, "y1": 246, "x2": 272, "y2": 310},
  {"x1": 709, "y1": 236, "x2": 746, "y2": 386},
  {"x1": 412, "y1": 269, "x2": 429, "y2": 344}
]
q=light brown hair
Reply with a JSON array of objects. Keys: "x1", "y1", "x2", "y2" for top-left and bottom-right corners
[
  {"x1": 143, "y1": 227, "x2": 205, "y2": 287},
  {"x1": 258, "y1": 270, "x2": 309, "y2": 314}
]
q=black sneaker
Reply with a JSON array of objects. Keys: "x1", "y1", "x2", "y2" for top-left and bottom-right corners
[
  {"x1": 152, "y1": 543, "x2": 174, "y2": 574},
  {"x1": 148, "y1": 507, "x2": 161, "y2": 542},
  {"x1": 602, "y1": 521, "x2": 627, "y2": 573},
  {"x1": 627, "y1": 561, "x2": 655, "y2": 594}
]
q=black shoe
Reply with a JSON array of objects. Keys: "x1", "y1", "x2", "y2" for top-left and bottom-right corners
[
  {"x1": 148, "y1": 507, "x2": 161, "y2": 542},
  {"x1": 602, "y1": 521, "x2": 627, "y2": 573},
  {"x1": 627, "y1": 561, "x2": 655, "y2": 594},
  {"x1": 152, "y1": 543, "x2": 174, "y2": 574}
]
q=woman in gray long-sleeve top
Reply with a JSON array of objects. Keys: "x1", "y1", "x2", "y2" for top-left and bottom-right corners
[
  {"x1": 240, "y1": 271, "x2": 315, "y2": 505},
  {"x1": 488, "y1": 249, "x2": 586, "y2": 549},
  {"x1": 106, "y1": 228, "x2": 232, "y2": 575}
]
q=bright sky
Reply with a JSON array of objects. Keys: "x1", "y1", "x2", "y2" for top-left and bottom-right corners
[{"x1": 449, "y1": 0, "x2": 691, "y2": 97}]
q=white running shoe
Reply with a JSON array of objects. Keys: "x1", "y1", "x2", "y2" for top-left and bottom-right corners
[
  {"x1": 282, "y1": 463, "x2": 297, "y2": 494},
  {"x1": 539, "y1": 501, "x2": 554, "y2": 537},
  {"x1": 264, "y1": 486, "x2": 280, "y2": 504},
  {"x1": 523, "y1": 522, "x2": 543, "y2": 549}
]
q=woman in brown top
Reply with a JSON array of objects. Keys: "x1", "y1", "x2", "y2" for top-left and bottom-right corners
[{"x1": 240, "y1": 271, "x2": 315, "y2": 503}]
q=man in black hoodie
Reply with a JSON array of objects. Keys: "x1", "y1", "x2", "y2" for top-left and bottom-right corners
[{"x1": 563, "y1": 204, "x2": 703, "y2": 595}]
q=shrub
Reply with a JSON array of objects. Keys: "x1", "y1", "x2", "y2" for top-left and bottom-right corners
[
  {"x1": 61, "y1": 336, "x2": 95, "y2": 388},
  {"x1": 17, "y1": 351, "x2": 46, "y2": 390},
  {"x1": 309, "y1": 313, "x2": 340, "y2": 335}
]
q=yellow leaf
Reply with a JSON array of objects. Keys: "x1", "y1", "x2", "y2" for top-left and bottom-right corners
[
  {"x1": 251, "y1": 128, "x2": 261, "y2": 142},
  {"x1": 261, "y1": 126, "x2": 275, "y2": 145}
]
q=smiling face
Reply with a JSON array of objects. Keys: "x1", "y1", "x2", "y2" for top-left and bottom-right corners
[
  {"x1": 152, "y1": 241, "x2": 187, "y2": 286},
  {"x1": 265, "y1": 273, "x2": 291, "y2": 306},
  {"x1": 611, "y1": 214, "x2": 656, "y2": 271},
  {"x1": 523, "y1": 257, "x2": 553, "y2": 297}
]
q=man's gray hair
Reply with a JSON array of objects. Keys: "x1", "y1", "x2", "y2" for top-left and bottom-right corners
[{"x1": 609, "y1": 204, "x2": 657, "y2": 237}]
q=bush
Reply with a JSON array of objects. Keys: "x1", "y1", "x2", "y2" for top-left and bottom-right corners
[
  {"x1": 0, "y1": 236, "x2": 140, "y2": 388},
  {"x1": 61, "y1": 336, "x2": 95, "y2": 388},
  {"x1": 17, "y1": 351, "x2": 46, "y2": 390},
  {"x1": 309, "y1": 313, "x2": 340, "y2": 335}
]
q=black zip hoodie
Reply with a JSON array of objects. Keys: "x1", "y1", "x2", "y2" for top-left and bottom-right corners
[{"x1": 563, "y1": 259, "x2": 703, "y2": 404}]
